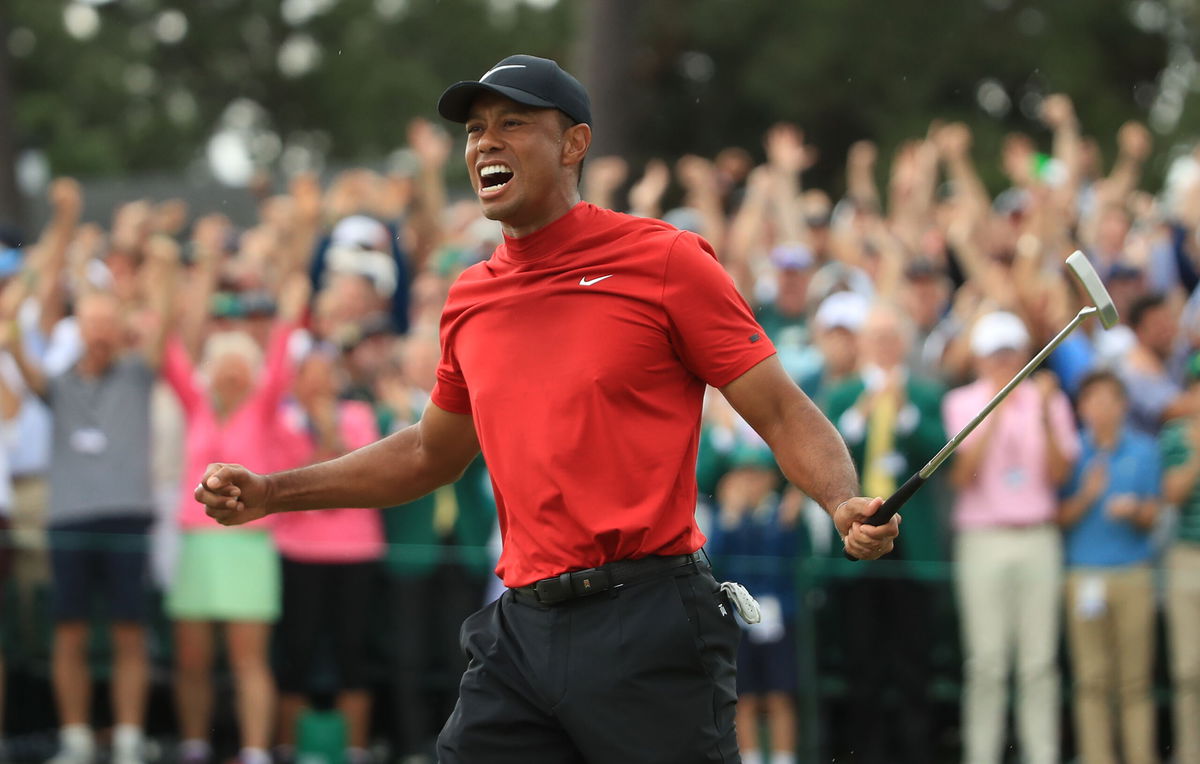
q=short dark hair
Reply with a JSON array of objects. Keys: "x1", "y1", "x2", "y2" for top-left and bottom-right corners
[
  {"x1": 1128, "y1": 292, "x2": 1167, "y2": 331},
  {"x1": 1077, "y1": 369, "x2": 1126, "y2": 401}
]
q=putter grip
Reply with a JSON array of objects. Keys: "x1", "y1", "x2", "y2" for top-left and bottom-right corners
[{"x1": 842, "y1": 473, "x2": 926, "y2": 560}]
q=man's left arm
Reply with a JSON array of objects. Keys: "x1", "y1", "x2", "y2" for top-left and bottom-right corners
[{"x1": 720, "y1": 355, "x2": 900, "y2": 560}]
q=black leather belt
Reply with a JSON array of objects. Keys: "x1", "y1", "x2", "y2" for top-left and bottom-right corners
[{"x1": 512, "y1": 552, "x2": 703, "y2": 605}]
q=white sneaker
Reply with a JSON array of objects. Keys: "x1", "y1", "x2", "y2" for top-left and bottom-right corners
[
  {"x1": 111, "y1": 724, "x2": 145, "y2": 764},
  {"x1": 46, "y1": 727, "x2": 95, "y2": 764}
]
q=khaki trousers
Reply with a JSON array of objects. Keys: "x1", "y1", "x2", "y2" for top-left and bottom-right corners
[
  {"x1": 1168, "y1": 542, "x2": 1200, "y2": 764},
  {"x1": 955, "y1": 526, "x2": 1062, "y2": 764},
  {"x1": 1065, "y1": 565, "x2": 1157, "y2": 764}
]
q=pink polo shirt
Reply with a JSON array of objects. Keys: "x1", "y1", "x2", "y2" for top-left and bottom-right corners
[
  {"x1": 942, "y1": 378, "x2": 1080, "y2": 531},
  {"x1": 163, "y1": 324, "x2": 296, "y2": 530},
  {"x1": 270, "y1": 399, "x2": 385, "y2": 564}
]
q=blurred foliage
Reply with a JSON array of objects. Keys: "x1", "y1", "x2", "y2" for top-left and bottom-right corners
[
  {"x1": 7, "y1": 0, "x2": 1198, "y2": 194},
  {"x1": 633, "y1": 0, "x2": 1186, "y2": 192},
  {"x1": 9, "y1": 0, "x2": 576, "y2": 177}
]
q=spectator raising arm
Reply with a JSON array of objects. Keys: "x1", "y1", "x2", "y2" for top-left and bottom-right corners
[
  {"x1": 0, "y1": 277, "x2": 47, "y2": 400},
  {"x1": 1105, "y1": 121, "x2": 1153, "y2": 206},
  {"x1": 763, "y1": 122, "x2": 811, "y2": 248},
  {"x1": 724, "y1": 166, "x2": 773, "y2": 297},
  {"x1": 140, "y1": 235, "x2": 181, "y2": 372},
  {"x1": 408, "y1": 117, "x2": 453, "y2": 269},
  {"x1": 582, "y1": 155, "x2": 628, "y2": 211},
  {"x1": 846, "y1": 140, "x2": 881, "y2": 211},
  {"x1": 628, "y1": 158, "x2": 670, "y2": 220},
  {"x1": 676, "y1": 154, "x2": 728, "y2": 252},
  {"x1": 180, "y1": 214, "x2": 229, "y2": 360}
]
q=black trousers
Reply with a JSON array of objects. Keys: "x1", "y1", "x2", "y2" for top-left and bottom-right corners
[
  {"x1": 437, "y1": 563, "x2": 742, "y2": 764},
  {"x1": 276, "y1": 559, "x2": 378, "y2": 694},
  {"x1": 834, "y1": 575, "x2": 936, "y2": 764}
]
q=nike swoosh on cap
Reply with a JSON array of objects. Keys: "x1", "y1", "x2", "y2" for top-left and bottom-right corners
[{"x1": 480, "y1": 64, "x2": 527, "y2": 82}]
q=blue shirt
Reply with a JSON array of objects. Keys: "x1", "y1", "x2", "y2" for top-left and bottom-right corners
[
  {"x1": 705, "y1": 500, "x2": 802, "y2": 617},
  {"x1": 1063, "y1": 428, "x2": 1160, "y2": 567},
  {"x1": 1047, "y1": 333, "x2": 1095, "y2": 398}
]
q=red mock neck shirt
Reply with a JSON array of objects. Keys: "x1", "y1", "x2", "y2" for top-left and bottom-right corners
[{"x1": 432, "y1": 202, "x2": 776, "y2": 587}]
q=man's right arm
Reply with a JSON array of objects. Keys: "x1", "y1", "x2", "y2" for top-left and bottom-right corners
[{"x1": 196, "y1": 402, "x2": 480, "y2": 525}]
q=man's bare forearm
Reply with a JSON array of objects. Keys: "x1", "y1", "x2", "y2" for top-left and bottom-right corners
[
  {"x1": 265, "y1": 424, "x2": 473, "y2": 513},
  {"x1": 760, "y1": 393, "x2": 860, "y2": 516},
  {"x1": 721, "y1": 357, "x2": 860, "y2": 516}
]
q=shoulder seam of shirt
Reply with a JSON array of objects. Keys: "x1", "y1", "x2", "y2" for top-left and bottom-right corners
[{"x1": 657, "y1": 229, "x2": 691, "y2": 313}]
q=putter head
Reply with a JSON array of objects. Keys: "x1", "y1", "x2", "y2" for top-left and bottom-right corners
[{"x1": 1066, "y1": 250, "x2": 1119, "y2": 329}]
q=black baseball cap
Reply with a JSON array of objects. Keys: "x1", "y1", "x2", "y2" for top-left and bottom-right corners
[{"x1": 437, "y1": 54, "x2": 591, "y2": 126}]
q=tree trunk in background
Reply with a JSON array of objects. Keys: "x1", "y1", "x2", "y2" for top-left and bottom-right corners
[
  {"x1": 577, "y1": 0, "x2": 640, "y2": 159},
  {"x1": 0, "y1": 6, "x2": 24, "y2": 229}
]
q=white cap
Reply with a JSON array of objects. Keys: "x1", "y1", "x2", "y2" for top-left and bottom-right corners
[
  {"x1": 814, "y1": 290, "x2": 870, "y2": 333},
  {"x1": 970, "y1": 311, "x2": 1030, "y2": 357},
  {"x1": 330, "y1": 215, "x2": 391, "y2": 251}
]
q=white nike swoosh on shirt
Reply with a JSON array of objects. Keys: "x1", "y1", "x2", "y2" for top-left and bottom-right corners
[
  {"x1": 579, "y1": 275, "x2": 614, "y2": 286},
  {"x1": 480, "y1": 64, "x2": 527, "y2": 82}
]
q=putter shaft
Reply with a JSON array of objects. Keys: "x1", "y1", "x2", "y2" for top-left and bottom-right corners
[{"x1": 919, "y1": 305, "x2": 1097, "y2": 479}]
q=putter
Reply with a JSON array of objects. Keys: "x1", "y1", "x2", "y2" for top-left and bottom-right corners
[{"x1": 845, "y1": 250, "x2": 1119, "y2": 559}]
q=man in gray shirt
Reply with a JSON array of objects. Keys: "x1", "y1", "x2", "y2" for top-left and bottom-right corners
[{"x1": 2, "y1": 239, "x2": 177, "y2": 764}]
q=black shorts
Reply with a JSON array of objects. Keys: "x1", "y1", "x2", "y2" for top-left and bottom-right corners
[
  {"x1": 276, "y1": 558, "x2": 378, "y2": 693},
  {"x1": 437, "y1": 562, "x2": 742, "y2": 764},
  {"x1": 735, "y1": 622, "x2": 798, "y2": 696},
  {"x1": 49, "y1": 515, "x2": 152, "y2": 623}
]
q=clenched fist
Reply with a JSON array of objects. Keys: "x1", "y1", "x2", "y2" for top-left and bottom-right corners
[{"x1": 194, "y1": 463, "x2": 273, "y2": 526}]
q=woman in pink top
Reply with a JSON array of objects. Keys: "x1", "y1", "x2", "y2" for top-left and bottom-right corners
[
  {"x1": 943, "y1": 311, "x2": 1080, "y2": 764},
  {"x1": 162, "y1": 275, "x2": 309, "y2": 764},
  {"x1": 271, "y1": 348, "x2": 383, "y2": 764}
]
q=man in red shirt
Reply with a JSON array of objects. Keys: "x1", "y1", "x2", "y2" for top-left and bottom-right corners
[{"x1": 196, "y1": 54, "x2": 899, "y2": 763}]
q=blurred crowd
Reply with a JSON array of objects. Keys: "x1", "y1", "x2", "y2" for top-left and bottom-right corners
[{"x1": 0, "y1": 93, "x2": 1198, "y2": 764}]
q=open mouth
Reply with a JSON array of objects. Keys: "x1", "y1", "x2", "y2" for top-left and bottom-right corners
[{"x1": 479, "y1": 163, "x2": 514, "y2": 193}]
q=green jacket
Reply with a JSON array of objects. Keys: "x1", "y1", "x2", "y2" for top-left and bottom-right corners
[{"x1": 821, "y1": 373, "x2": 948, "y2": 572}]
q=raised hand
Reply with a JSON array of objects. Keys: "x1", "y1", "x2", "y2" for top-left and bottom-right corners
[
  {"x1": 191, "y1": 213, "x2": 232, "y2": 260},
  {"x1": 584, "y1": 156, "x2": 628, "y2": 194},
  {"x1": 1117, "y1": 121, "x2": 1152, "y2": 162},
  {"x1": 194, "y1": 463, "x2": 273, "y2": 526},
  {"x1": 848, "y1": 140, "x2": 878, "y2": 171},
  {"x1": 934, "y1": 122, "x2": 972, "y2": 160},
  {"x1": 290, "y1": 173, "x2": 324, "y2": 224},
  {"x1": 49, "y1": 177, "x2": 84, "y2": 221},
  {"x1": 628, "y1": 159, "x2": 671, "y2": 217},
  {"x1": 1040, "y1": 94, "x2": 1076, "y2": 130},
  {"x1": 583, "y1": 156, "x2": 628, "y2": 210},
  {"x1": 676, "y1": 154, "x2": 718, "y2": 191},
  {"x1": 764, "y1": 122, "x2": 814, "y2": 174},
  {"x1": 408, "y1": 117, "x2": 453, "y2": 170}
]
